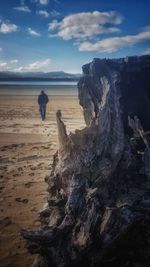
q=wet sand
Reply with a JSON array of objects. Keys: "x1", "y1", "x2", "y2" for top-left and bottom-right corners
[{"x1": 0, "y1": 95, "x2": 85, "y2": 267}]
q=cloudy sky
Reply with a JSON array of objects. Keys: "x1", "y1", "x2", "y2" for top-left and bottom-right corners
[{"x1": 0, "y1": 0, "x2": 150, "y2": 73}]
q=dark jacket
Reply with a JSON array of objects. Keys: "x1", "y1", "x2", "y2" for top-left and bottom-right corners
[{"x1": 38, "y1": 93, "x2": 49, "y2": 105}]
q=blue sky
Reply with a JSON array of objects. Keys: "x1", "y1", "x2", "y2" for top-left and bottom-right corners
[{"x1": 0, "y1": 0, "x2": 150, "y2": 73}]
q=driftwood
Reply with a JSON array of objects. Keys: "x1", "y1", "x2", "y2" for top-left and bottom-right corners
[{"x1": 22, "y1": 55, "x2": 150, "y2": 267}]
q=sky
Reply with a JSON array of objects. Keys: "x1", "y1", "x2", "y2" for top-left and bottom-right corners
[{"x1": 0, "y1": 0, "x2": 150, "y2": 73}]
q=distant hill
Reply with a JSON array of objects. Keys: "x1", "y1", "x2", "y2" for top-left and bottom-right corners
[{"x1": 0, "y1": 71, "x2": 81, "y2": 81}]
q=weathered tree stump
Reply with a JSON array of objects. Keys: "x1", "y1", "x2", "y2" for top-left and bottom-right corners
[{"x1": 22, "y1": 55, "x2": 150, "y2": 267}]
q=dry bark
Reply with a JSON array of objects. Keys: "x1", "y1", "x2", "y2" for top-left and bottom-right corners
[{"x1": 22, "y1": 55, "x2": 150, "y2": 267}]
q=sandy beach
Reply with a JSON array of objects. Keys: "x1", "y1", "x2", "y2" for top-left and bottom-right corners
[{"x1": 0, "y1": 94, "x2": 85, "y2": 267}]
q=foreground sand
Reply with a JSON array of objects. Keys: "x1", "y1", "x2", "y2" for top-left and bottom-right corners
[{"x1": 0, "y1": 95, "x2": 85, "y2": 267}]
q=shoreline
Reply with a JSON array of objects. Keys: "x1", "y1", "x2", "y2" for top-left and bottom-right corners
[{"x1": 0, "y1": 93, "x2": 85, "y2": 267}]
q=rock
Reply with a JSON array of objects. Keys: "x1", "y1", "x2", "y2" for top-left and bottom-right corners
[{"x1": 22, "y1": 55, "x2": 150, "y2": 267}]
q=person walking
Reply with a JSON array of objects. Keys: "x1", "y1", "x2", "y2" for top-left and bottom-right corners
[{"x1": 38, "y1": 90, "x2": 49, "y2": 121}]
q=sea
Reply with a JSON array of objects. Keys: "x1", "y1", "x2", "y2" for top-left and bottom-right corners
[{"x1": 0, "y1": 81, "x2": 78, "y2": 96}]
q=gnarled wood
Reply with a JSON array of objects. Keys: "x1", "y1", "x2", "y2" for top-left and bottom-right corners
[{"x1": 22, "y1": 55, "x2": 150, "y2": 267}]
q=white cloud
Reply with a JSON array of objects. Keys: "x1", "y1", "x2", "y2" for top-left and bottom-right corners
[
  {"x1": 31, "y1": 0, "x2": 49, "y2": 5},
  {"x1": 14, "y1": 59, "x2": 51, "y2": 72},
  {"x1": 63, "y1": 68, "x2": 81, "y2": 74},
  {"x1": 48, "y1": 33, "x2": 58, "y2": 38},
  {"x1": 0, "y1": 60, "x2": 19, "y2": 71},
  {"x1": 0, "y1": 47, "x2": 2, "y2": 51},
  {"x1": 48, "y1": 11, "x2": 123, "y2": 40},
  {"x1": 0, "y1": 59, "x2": 51, "y2": 72},
  {"x1": 0, "y1": 62, "x2": 11, "y2": 71},
  {"x1": 0, "y1": 62, "x2": 7, "y2": 67},
  {"x1": 28, "y1": 27, "x2": 41, "y2": 37},
  {"x1": 141, "y1": 47, "x2": 150, "y2": 55},
  {"x1": 14, "y1": 6, "x2": 31, "y2": 12},
  {"x1": 78, "y1": 27, "x2": 150, "y2": 53},
  {"x1": 48, "y1": 19, "x2": 60, "y2": 30},
  {"x1": 10, "y1": 59, "x2": 18, "y2": 64},
  {"x1": 50, "y1": 10, "x2": 60, "y2": 17},
  {"x1": 0, "y1": 22, "x2": 18, "y2": 34},
  {"x1": 37, "y1": 10, "x2": 49, "y2": 18},
  {"x1": 39, "y1": 0, "x2": 49, "y2": 5}
]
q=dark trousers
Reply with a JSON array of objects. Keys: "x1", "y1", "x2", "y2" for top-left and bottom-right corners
[{"x1": 39, "y1": 104, "x2": 46, "y2": 120}]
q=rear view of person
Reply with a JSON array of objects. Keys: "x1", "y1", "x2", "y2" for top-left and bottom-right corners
[{"x1": 38, "y1": 90, "x2": 49, "y2": 121}]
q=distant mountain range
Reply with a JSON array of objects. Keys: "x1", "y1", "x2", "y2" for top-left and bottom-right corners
[{"x1": 0, "y1": 71, "x2": 81, "y2": 81}]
